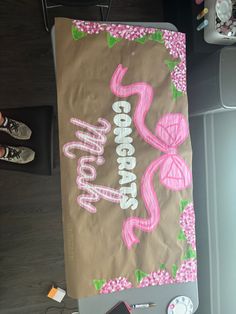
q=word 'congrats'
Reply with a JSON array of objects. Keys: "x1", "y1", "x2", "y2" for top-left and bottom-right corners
[{"x1": 112, "y1": 101, "x2": 138, "y2": 210}]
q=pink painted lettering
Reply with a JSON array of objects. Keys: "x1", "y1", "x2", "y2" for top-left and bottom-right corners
[
  {"x1": 63, "y1": 117, "x2": 111, "y2": 158},
  {"x1": 63, "y1": 118, "x2": 122, "y2": 213}
]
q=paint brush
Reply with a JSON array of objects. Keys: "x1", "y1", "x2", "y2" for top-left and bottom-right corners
[{"x1": 130, "y1": 303, "x2": 157, "y2": 309}]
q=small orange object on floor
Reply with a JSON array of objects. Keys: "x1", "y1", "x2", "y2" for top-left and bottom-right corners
[{"x1": 47, "y1": 286, "x2": 66, "y2": 303}]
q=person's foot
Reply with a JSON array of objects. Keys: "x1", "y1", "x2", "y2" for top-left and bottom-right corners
[
  {"x1": 0, "y1": 114, "x2": 32, "y2": 140},
  {"x1": 0, "y1": 146, "x2": 35, "y2": 164}
]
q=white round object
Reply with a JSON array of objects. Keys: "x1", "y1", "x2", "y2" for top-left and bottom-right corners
[
  {"x1": 215, "y1": 0, "x2": 233, "y2": 23},
  {"x1": 167, "y1": 296, "x2": 194, "y2": 314}
]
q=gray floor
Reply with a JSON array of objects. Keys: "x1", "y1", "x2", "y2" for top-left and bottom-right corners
[{"x1": 0, "y1": 1, "x2": 164, "y2": 313}]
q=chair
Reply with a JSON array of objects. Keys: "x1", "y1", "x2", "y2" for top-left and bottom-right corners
[
  {"x1": 41, "y1": 0, "x2": 113, "y2": 32},
  {"x1": 0, "y1": 106, "x2": 54, "y2": 175}
]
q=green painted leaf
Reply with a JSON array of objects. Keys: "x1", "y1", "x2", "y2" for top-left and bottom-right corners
[
  {"x1": 172, "y1": 264, "x2": 178, "y2": 278},
  {"x1": 184, "y1": 247, "x2": 197, "y2": 260},
  {"x1": 93, "y1": 279, "x2": 106, "y2": 291},
  {"x1": 107, "y1": 33, "x2": 122, "y2": 48},
  {"x1": 179, "y1": 199, "x2": 189, "y2": 213},
  {"x1": 72, "y1": 26, "x2": 86, "y2": 41},
  {"x1": 135, "y1": 269, "x2": 148, "y2": 283},
  {"x1": 165, "y1": 59, "x2": 180, "y2": 71},
  {"x1": 150, "y1": 31, "x2": 164, "y2": 43},
  {"x1": 160, "y1": 263, "x2": 166, "y2": 270},
  {"x1": 178, "y1": 229, "x2": 187, "y2": 241},
  {"x1": 171, "y1": 84, "x2": 183, "y2": 101},
  {"x1": 134, "y1": 36, "x2": 147, "y2": 44}
]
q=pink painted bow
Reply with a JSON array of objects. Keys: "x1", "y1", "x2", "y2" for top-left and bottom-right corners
[
  {"x1": 110, "y1": 64, "x2": 192, "y2": 249},
  {"x1": 154, "y1": 113, "x2": 191, "y2": 191}
]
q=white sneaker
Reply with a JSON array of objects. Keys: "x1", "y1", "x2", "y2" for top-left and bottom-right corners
[
  {"x1": 0, "y1": 117, "x2": 32, "y2": 140},
  {"x1": 0, "y1": 146, "x2": 35, "y2": 164}
]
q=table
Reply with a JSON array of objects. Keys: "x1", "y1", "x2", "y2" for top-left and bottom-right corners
[{"x1": 52, "y1": 21, "x2": 199, "y2": 314}]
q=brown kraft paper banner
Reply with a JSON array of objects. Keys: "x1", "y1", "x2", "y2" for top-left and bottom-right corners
[{"x1": 55, "y1": 18, "x2": 197, "y2": 299}]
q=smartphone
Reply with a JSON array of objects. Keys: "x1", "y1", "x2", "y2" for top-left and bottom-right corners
[{"x1": 106, "y1": 301, "x2": 131, "y2": 314}]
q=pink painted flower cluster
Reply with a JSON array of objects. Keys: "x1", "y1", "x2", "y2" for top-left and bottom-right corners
[
  {"x1": 72, "y1": 20, "x2": 186, "y2": 92},
  {"x1": 73, "y1": 20, "x2": 156, "y2": 41},
  {"x1": 138, "y1": 260, "x2": 197, "y2": 288},
  {"x1": 175, "y1": 258, "x2": 197, "y2": 283},
  {"x1": 99, "y1": 277, "x2": 133, "y2": 294},
  {"x1": 163, "y1": 31, "x2": 186, "y2": 60},
  {"x1": 171, "y1": 61, "x2": 186, "y2": 94},
  {"x1": 99, "y1": 259, "x2": 197, "y2": 294},
  {"x1": 180, "y1": 203, "x2": 196, "y2": 250},
  {"x1": 138, "y1": 270, "x2": 174, "y2": 288},
  {"x1": 163, "y1": 31, "x2": 186, "y2": 93}
]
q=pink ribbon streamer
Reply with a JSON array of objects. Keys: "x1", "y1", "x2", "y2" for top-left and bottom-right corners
[{"x1": 110, "y1": 64, "x2": 192, "y2": 249}]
